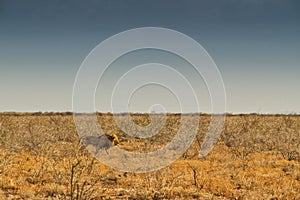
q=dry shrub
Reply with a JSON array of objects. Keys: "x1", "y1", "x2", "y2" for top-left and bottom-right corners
[{"x1": 0, "y1": 113, "x2": 299, "y2": 199}]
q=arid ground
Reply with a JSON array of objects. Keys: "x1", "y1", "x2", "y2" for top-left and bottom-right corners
[{"x1": 0, "y1": 113, "x2": 299, "y2": 199}]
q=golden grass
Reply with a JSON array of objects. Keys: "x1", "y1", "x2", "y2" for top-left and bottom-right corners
[{"x1": 0, "y1": 113, "x2": 299, "y2": 199}]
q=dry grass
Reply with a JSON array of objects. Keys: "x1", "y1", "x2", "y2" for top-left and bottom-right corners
[{"x1": 0, "y1": 113, "x2": 299, "y2": 199}]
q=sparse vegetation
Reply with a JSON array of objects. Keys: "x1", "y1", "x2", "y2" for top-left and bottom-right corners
[{"x1": 0, "y1": 113, "x2": 299, "y2": 199}]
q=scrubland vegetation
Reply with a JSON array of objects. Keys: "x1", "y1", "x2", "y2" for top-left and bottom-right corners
[{"x1": 0, "y1": 113, "x2": 299, "y2": 199}]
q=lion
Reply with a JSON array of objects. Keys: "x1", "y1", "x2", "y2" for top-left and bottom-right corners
[{"x1": 81, "y1": 134, "x2": 119, "y2": 154}]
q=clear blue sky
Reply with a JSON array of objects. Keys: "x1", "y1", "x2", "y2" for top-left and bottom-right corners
[{"x1": 0, "y1": 0, "x2": 300, "y2": 113}]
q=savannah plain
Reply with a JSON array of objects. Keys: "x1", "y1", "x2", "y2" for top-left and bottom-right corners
[{"x1": 0, "y1": 113, "x2": 299, "y2": 199}]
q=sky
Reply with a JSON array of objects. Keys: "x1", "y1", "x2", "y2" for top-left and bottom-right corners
[{"x1": 0, "y1": 0, "x2": 300, "y2": 113}]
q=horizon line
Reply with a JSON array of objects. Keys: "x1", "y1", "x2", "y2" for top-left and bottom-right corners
[{"x1": 0, "y1": 111, "x2": 299, "y2": 116}]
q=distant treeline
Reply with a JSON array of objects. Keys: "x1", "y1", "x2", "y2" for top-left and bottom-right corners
[{"x1": 0, "y1": 112, "x2": 299, "y2": 117}]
